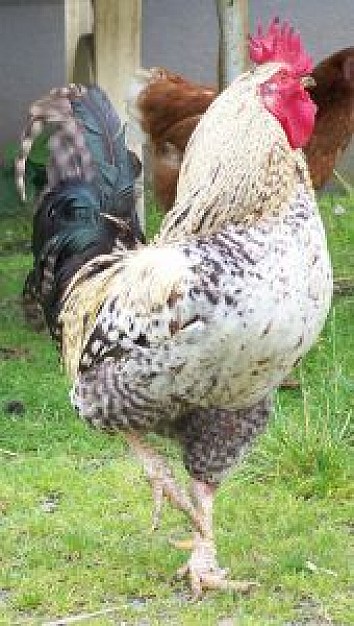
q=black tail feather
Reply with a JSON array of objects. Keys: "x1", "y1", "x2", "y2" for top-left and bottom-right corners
[
  {"x1": 19, "y1": 85, "x2": 144, "y2": 335},
  {"x1": 30, "y1": 176, "x2": 141, "y2": 337}
]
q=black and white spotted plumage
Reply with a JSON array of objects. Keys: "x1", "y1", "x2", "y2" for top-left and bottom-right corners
[
  {"x1": 69, "y1": 182, "x2": 332, "y2": 484},
  {"x1": 24, "y1": 63, "x2": 332, "y2": 490}
]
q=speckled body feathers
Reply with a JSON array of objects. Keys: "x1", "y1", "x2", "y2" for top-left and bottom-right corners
[
  {"x1": 25, "y1": 64, "x2": 332, "y2": 486},
  {"x1": 70, "y1": 184, "x2": 331, "y2": 442},
  {"x1": 58, "y1": 65, "x2": 333, "y2": 483}
]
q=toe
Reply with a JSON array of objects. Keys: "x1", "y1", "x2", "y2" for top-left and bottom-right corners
[
  {"x1": 190, "y1": 572, "x2": 203, "y2": 599},
  {"x1": 169, "y1": 537, "x2": 195, "y2": 550},
  {"x1": 203, "y1": 574, "x2": 259, "y2": 593}
]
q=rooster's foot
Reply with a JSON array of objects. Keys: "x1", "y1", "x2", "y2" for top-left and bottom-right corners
[
  {"x1": 176, "y1": 535, "x2": 259, "y2": 598},
  {"x1": 169, "y1": 536, "x2": 195, "y2": 550}
]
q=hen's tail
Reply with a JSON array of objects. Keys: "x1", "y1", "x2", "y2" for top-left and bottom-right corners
[{"x1": 17, "y1": 84, "x2": 143, "y2": 336}]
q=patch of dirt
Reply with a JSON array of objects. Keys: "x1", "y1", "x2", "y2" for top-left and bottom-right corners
[
  {"x1": 22, "y1": 300, "x2": 47, "y2": 332},
  {"x1": 334, "y1": 278, "x2": 354, "y2": 296},
  {"x1": 0, "y1": 588, "x2": 10, "y2": 604},
  {"x1": 0, "y1": 346, "x2": 31, "y2": 360},
  {"x1": 0, "y1": 240, "x2": 31, "y2": 256},
  {"x1": 40, "y1": 491, "x2": 62, "y2": 514},
  {"x1": 3, "y1": 399, "x2": 26, "y2": 415},
  {"x1": 285, "y1": 595, "x2": 335, "y2": 625}
]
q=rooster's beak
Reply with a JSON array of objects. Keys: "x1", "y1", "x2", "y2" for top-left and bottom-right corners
[{"x1": 301, "y1": 75, "x2": 316, "y2": 89}]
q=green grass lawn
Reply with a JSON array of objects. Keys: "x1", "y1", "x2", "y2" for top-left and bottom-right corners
[{"x1": 0, "y1": 190, "x2": 353, "y2": 625}]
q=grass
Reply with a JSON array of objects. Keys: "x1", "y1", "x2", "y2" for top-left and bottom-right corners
[
  {"x1": 0, "y1": 187, "x2": 353, "y2": 625},
  {"x1": 0, "y1": 165, "x2": 34, "y2": 255}
]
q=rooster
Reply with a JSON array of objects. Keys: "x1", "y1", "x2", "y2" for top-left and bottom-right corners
[
  {"x1": 17, "y1": 19, "x2": 332, "y2": 596},
  {"x1": 134, "y1": 47, "x2": 354, "y2": 213}
]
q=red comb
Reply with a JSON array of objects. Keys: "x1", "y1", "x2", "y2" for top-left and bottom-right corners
[{"x1": 249, "y1": 17, "x2": 313, "y2": 76}]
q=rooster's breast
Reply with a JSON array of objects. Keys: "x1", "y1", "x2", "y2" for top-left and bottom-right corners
[{"x1": 159, "y1": 190, "x2": 332, "y2": 409}]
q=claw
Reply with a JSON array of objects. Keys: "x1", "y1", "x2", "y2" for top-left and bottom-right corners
[
  {"x1": 188, "y1": 572, "x2": 258, "y2": 598},
  {"x1": 169, "y1": 537, "x2": 195, "y2": 550},
  {"x1": 174, "y1": 534, "x2": 259, "y2": 598}
]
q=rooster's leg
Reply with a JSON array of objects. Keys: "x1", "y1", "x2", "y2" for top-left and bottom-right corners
[
  {"x1": 175, "y1": 479, "x2": 258, "y2": 597},
  {"x1": 126, "y1": 432, "x2": 202, "y2": 532}
]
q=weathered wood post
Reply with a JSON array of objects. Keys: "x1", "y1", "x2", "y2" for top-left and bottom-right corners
[
  {"x1": 215, "y1": 0, "x2": 249, "y2": 89},
  {"x1": 93, "y1": 0, "x2": 144, "y2": 230},
  {"x1": 64, "y1": 0, "x2": 93, "y2": 83}
]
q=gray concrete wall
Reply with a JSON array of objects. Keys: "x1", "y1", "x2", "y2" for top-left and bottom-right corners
[
  {"x1": 0, "y1": 0, "x2": 93, "y2": 151},
  {"x1": 142, "y1": 0, "x2": 219, "y2": 84},
  {"x1": 0, "y1": 0, "x2": 65, "y2": 150}
]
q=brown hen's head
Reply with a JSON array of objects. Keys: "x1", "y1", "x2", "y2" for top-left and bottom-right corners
[{"x1": 249, "y1": 18, "x2": 317, "y2": 149}]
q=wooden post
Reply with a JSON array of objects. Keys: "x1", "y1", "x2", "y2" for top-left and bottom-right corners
[
  {"x1": 216, "y1": 0, "x2": 249, "y2": 90},
  {"x1": 64, "y1": 0, "x2": 93, "y2": 83},
  {"x1": 93, "y1": 0, "x2": 144, "y2": 230},
  {"x1": 93, "y1": 0, "x2": 142, "y2": 116}
]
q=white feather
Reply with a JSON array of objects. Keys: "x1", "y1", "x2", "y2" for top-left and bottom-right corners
[{"x1": 104, "y1": 244, "x2": 194, "y2": 315}]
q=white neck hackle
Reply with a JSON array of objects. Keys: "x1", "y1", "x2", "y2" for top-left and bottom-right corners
[{"x1": 157, "y1": 63, "x2": 314, "y2": 243}]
